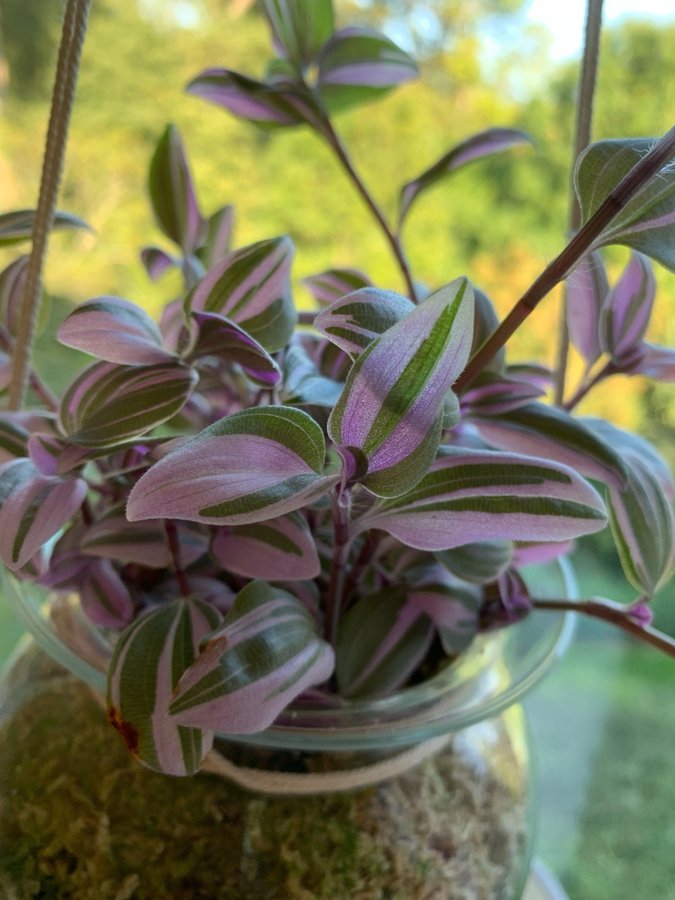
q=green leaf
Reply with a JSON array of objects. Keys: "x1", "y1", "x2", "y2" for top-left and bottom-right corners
[
  {"x1": 148, "y1": 124, "x2": 202, "y2": 253},
  {"x1": 0, "y1": 209, "x2": 91, "y2": 246},
  {"x1": 575, "y1": 138, "x2": 675, "y2": 272},
  {"x1": 263, "y1": 0, "x2": 334, "y2": 68}
]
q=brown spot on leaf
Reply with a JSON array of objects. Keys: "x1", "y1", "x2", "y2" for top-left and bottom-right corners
[{"x1": 107, "y1": 706, "x2": 139, "y2": 755}]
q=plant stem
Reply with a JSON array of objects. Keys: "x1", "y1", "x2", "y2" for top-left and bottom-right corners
[
  {"x1": 554, "y1": 0, "x2": 604, "y2": 405},
  {"x1": 533, "y1": 597, "x2": 675, "y2": 659},
  {"x1": 7, "y1": 0, "x2": 92, "y2": 411},
  {"x1": 563, "y1": 358, "x2": 615, "y2": 411},
  {"x1": 164, "y1": 519, "x2": 191, "y2": 599},
  {"x1": 455, "y1": 124, "x2": 675, "y2": 394},
  {"x1": 324, "y1": 488, "x2": 352, "y2": 643},
  {"x1": 316, "y1": 112, "x2": 420, "y2": 304}
]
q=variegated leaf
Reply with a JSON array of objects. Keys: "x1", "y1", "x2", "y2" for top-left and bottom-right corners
[
  {"x1": 0, "y1": 458, "x2": 87, "y2": 570},
  {"x1": 328, "y1": 278, "x2": 474, "y2": 497},
  {"x1": 566, "y1": 252, "x2": 609, "y2": 367},
  {"x1": 0, "y1": 254, "x2": 29, "y2": 336},
  {"x1": 169, "y1": 581, "x2": 334, "y2": 732},
  {"x1": 302, "y1": 267, "x2": 371, "y2": 307},
  {"x1": 335, "y1": 586, "x2": 433, "y2": 698},
  {"x1": 187, "y1": 311, "x2": 281, "y2": 387},
  {"x1": 211, "y1": 511, "x2": 320, "y2": 580},
  {"x1": 599, "y1": 252, "x2": 655, "y2": 364},
  {"x1": 127, "y1": 406, "x2": 340, "y2": 526},
  {"x1": 107, "y1": 598, "x2": 222, "y2": 775},
  {"x1": 80, "y1": 558, "x2": 135, "y2": 629},
  {"x1": 317, "y1": 27, "x2": 418, "y2": 113},
  {"x1": 630, "y1": 342, "x2": 675, "y2": 382},
  {"x1": 460, "y1": 373, "x2": 544, "y2": 417},
  {"x1": 435, "y1": 539, "x2": 513, "y2": 584},
  {"x1": 57, "y1": 296, "x2": 174, "y2": 365},
  {"x1": 196, "y1": 205, "x2": 234, "y2": 269},
  {"x1": 0, "y1": 209, "x2": 90, "y2": 246},
  {"x1": 59, "y1": 360, "x2": 198, "y2": 447},
  {"x1": 471, "y1": 402, "x2": 627, "y2": 490},
  {"x1": 263, "y1": 0, "x2": 334, "y2": 67},
  {"x1": 583, "y1": 422, "x2": 674, "y2": 595},
  {"x1": 188, "y1": 236, "x2": 296, "y2": 351},
  {"x1": 27, "y1": 432, "x2": 92, "y2": 476},
  {"x1": 469, "y1": 287, "x2": 505, "y2": 375},
  {"x1": 140, "y1": 246, "x2": 178, "y2": 282},
  {"x1": 81, "y1": 508, "x2": 207, "y2": 568},
  {"x1": 408, "y1": 581, "x2": 481, "y2": 655},
  {"x1": 399, "y1": 128, "x2": 533, "y2": 230},
  {"x1": 281, "y1": 343, "x2": 343, "y2": 408},
  {"x1": 314, "y1": 287, "x2": 415, "y2": 356},
  {"x1": 187, "y1": 69, "x2": 307, "y2": 128},
  {"x1": 0, "y1": 415, "x2": 30, "y2": 462},
  {"x1": 149, "y1": 125, "x2": 203, "y2": 253},
  {"x1": 356, "y1": 447, "x2": 607, "y2": 550},
  {"x1": 575, "y1": 137, "x2": 675, "y2": 272}
]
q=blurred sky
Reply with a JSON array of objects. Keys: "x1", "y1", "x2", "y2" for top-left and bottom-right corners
[{"x1": 527, "y1": 0, "x2": 675, "y2": 59}]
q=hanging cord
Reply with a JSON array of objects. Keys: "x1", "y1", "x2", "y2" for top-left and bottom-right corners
[
  {"x1": 201, "y1": 735, "x2": 451, "y2": 796},
  {"x1": 7, "y1": 0, "x2": 92, "y2": 410}
]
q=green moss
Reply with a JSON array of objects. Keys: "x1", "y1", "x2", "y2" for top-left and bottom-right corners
[{"x1": 0, "y1": 648, "x2": 528, "y2": 898}]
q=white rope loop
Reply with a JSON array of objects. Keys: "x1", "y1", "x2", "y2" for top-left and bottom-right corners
[{"x1": 201, "y1": 734, "x2": 451, "y2": 796}]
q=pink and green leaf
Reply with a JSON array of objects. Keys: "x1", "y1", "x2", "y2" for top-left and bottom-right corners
[
  {"x1": 317, "y1": 27, "x2": 418, "y2": 113},
  {"x1": 263, "y1": 0, "x2": 335, "y2": 68},
  {"x1": 188, "y1": 236, "x2": 296, "y2": 351},
  {"x1": 187, "y1": 311, "x2": 281, "y2": 387},
  {"x1": 0, "y1": 458, "x2": 87, "y2": 570},
  {"x1": 599, "y1": 252, "x2": 655, "y2": 363},
  {"x1": 302, "y1": 267, "x2": 371, "y2": 307},
  {"x1": 126, "y1": 406, "x2": 340, "y2": 526},
  {"x1": 314, "y1": 286, "x2": 415, "y2": 356},
  {"x1": 470, "y1": 402, "x2": 628, "y2": 490},
  {"x1": 140, "y1": 246, "x2": 178, "y2": 282},
  {"x1": 0, "y1": 208, "x2": 90, "y2": 246},
  {"x1": 187, "y1": 68, "x2": 307, "y2": 128},
  {"x1": 328, "y1": 277, "x2": 474, "y2": 497},
  {"x1": 148, "y1": 124, "x2": 203, "y2": 253},
  {"x1": 566, "y1": 252, "x2": 608, "y2": 367},
  {"x1": 399, "y1": 128, "x2": 533, "y2": 230},
  {"x1": 59, "y1": 360, "x2": 198, "y2": 447},
  {"x1": 80, "y1": 558, "x2": 135, "y2": 629},
  {"x1": 575, "y1": 137, "x2": 675, "y2": 272},
  {"x1": 407, "y1": 581, "x2": 481, "y2": 655},
  {"x1": 195, "y1": 205, "x2": 234, "y2": 269},
  {"x1": 211, "y1": 511, "x2": 320, "y2": 580},
  {"x1": 107, "y1": 598, "x2": 222, "y2": 775},
  {"x1": 0, "y1": 254, "x2": 29, "y2": 336},
  {"x1": 435, "y1": 539, "x2": 513, "y2": 584},
  {"x1": 169, "y1": 581, "x2": 334, "y2": 732},
  {"x1": 356, "y1": 447, "x2": 607, "y2": 551},
  {"x1": 335, "y1": 586, "x2": 433, "y2": 698},
  {"x1": 57, "y1": 296, "x2": 174, "y2": 366}
]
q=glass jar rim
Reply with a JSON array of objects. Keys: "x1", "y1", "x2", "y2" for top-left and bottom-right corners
[{"x1": 3, "y1": 570, "x2": 573, "y2": 752}]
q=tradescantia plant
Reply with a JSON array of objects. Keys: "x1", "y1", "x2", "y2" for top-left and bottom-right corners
[{"x1": 1, "y1": 0, "x2": 675, "y2": 778}]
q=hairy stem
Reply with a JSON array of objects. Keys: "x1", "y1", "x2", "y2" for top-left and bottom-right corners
[
  {"x1": 455, "y1": 124, "x2": 675, "y2": 393},
  {"x1": 563, "y1": 358, "x2": 616, "y2": 411},
  {"x1": 316, "y1": 112, "x2": 420, "y2": 304},
  {"x1": 533, "y1": 597, "x2": 675, "y2": 659},
  {"x1": 7, "y1": 0, "x2": 92, "y2": 410},
  {"x1": 554, "y1": 0, "x2": 604, "y2": 404},
  {"x1": 324, "y1": 489, "x2": 352, "y2": 643}
]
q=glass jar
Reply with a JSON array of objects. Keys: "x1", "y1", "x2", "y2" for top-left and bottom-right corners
[{"x1": 0, "y1": 573, "x2": 572, "y2": 899}]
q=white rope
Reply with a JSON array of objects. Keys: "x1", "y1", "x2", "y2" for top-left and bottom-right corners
[{"x1": 201, "y1": 734, "x2": 451, "y2": 796}]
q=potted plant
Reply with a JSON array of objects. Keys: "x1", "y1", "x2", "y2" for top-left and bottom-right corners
[{"x1": 0, "y1": 0, "x2": 674, "y2": 896}]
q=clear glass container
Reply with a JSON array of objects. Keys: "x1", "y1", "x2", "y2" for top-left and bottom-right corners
[{"x1": 0, "y1": 573, "x2": 573, "y2": 899}]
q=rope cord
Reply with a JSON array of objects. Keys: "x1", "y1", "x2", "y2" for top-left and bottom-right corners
[{"x1": 8, "y1": 0, "x2": 92, "y2": 410}]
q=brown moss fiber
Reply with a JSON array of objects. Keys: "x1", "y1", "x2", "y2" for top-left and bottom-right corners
[{"x1": 0, "y1": 647, "x2": 528, "y2": 899}]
